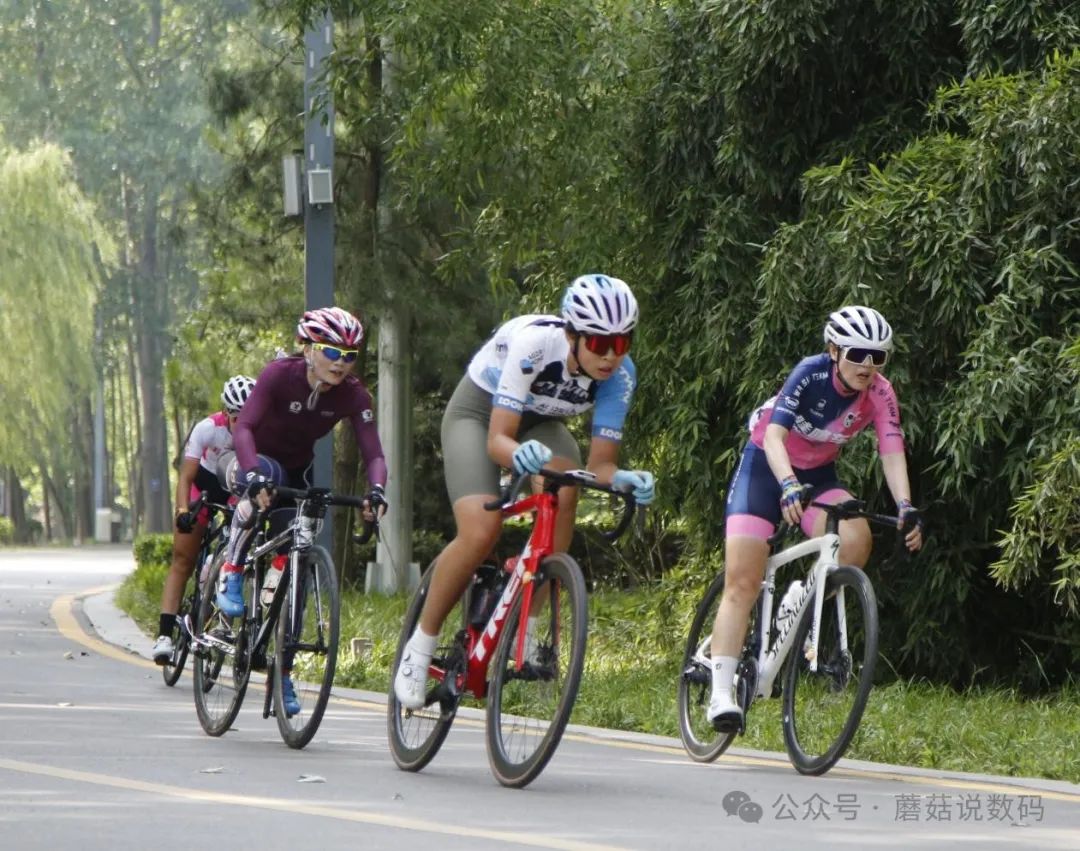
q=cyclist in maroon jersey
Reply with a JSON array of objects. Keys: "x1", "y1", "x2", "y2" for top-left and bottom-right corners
[{"x1": 215, "y1": 306, "x2": 388, "y2": 715}]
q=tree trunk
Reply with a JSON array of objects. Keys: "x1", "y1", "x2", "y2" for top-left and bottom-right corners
[
  {"x1": 5, "y1": 468, "x2": 28, "y2": 542},
  {"x1": 73, "y1": 394, "x2": 94, "y2": 542},
  {"x1": 40, "y1": 462, "x2": 53, "y2": 541},
  {"x1": 333, "y1": 428, "x2": 360, "y2": 584}
]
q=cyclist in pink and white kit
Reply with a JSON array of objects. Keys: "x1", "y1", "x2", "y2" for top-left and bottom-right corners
[
  {"x1": 708, "y1": 306, "x2": 924, "y2": 732},
  {"x1": 152, "y1": 375, "x2": 256, "y2": 664},
  {"x1": 215, "y1": 306, "x2": 388, "y2": 716}
]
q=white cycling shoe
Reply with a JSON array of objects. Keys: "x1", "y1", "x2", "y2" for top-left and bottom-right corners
[
  {"x1": 151, "y1": 635, "x2": 174, "y2": 665},
  {"x1": 393, "y1": 647, "x2": 431, "y2": 710},
  {"x1": 707, "y1": 691, "x2": 744, "y2": 734}
]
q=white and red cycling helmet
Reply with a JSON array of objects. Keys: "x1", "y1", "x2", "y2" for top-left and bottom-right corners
[{"x1": 296, "y1": 306, "x2": 364, "y2": 347}]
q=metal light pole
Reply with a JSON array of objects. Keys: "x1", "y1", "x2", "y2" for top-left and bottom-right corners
[{"x1": 304, "y1": 10, "x2": 334, "y2": 548}]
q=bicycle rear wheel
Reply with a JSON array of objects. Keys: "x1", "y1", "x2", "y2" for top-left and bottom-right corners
[
  {"x1": 161, "y1": 577, "x2": 194, "y2": 687},
  {"x1": 192, "y1": 553, "x2": 253, "y2": 736},
  {"x1": 677, "y1": 571, "x2": 746, "y2": 762},
  {"x1": 485, "y1": 553, "x2": 587, "y2": 788},
  {"x1": 782, "y1": 565, "x2": 878, "y2": 775},
  {"x1": 274, "y1": 546, "x2": 340, "y2": 749},
  {"x1": 387, "y1": 560, "x2": 468, "y2": 773}
]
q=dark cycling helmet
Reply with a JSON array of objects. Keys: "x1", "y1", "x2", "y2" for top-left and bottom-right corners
[
  {"x1": 221, "y1": 375, "x2": 256, "y2": 414},
  {"x1": 296, "y1": 306, "x2": 363, "y2": 347}
]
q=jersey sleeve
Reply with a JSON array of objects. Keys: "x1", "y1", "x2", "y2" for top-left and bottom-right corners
[
  {"x1": 183, "y1": 417, "x2": 216, "y2": 460},
  {"x1": 233, "y1": 361, "x2": 279, "y2": 473},
  {"x1": 591, "y1": 357, "x2": 637, "y2": 442},
  {"x1": 768, "y1": 358, "x2": 818, "y2": 431},
  {"x1": 491, "y1": 325, "x2": 550, "y2": 414},
  {"x1": 870, "y1": 377, "x2": 906, "y2": 455},
  {"x1": 347, "y1": 385, "x2": 388, "y2": 488}
]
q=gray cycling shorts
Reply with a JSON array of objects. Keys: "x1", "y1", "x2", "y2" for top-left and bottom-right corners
[{"x1": 441, "y1": 376, "x2": 582, "y2": 504}]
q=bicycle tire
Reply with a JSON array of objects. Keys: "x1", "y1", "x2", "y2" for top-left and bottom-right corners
[
  {"x1": 273, "y1": 546, "x2": 340, "y2": 749},
  {"x1": 677, "y1": 571, "x2": 743, "y2": 762},
  {"x1": 781, "y1": 565, "x2": 878, "y2": 775},
  {"x1": 485, "y1": 553, "x2": 587, "y2": 788},
  {"x1": 161, "y1": 578, "x2": 194, "y2": 686},
  {"x1": 387, "y1": 559, "x2": 468, "y2": 773},
  {"x1": 192, "y1": 551, "x2": 252, "y2": 736}
]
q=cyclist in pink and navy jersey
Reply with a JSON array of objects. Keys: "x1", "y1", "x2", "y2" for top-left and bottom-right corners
[
  {"x1": 152, "y1": 375, "x2": 256, "y2": 664},
  {"x1": 215, "y1": 306, "x2": 388, "y2": 716},
  {"x1": 708, "y1": 306, "x2": 924, "y2": 733}
]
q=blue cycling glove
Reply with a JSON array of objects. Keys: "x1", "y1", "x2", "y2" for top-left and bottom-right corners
[
  {"x1": 612, "y1": 469, "x2": 655, "y2": 505},
  {"x1": 511, "y1": 440, "x2": 552, "y2": 475},
  {"x1": 779, "y1": 475, "x2": 807, "y2": 512}
]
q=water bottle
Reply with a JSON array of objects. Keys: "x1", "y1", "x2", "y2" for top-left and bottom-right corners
[
  {"x1": 776, "y1": 580, "x2": 804, "y2": 636},
  {"x1": 261, "y1": 554, "x2": 287, "y2": 606},
  {"x1": 468, "y1": 564, "x2": 503, "y2": 627}
]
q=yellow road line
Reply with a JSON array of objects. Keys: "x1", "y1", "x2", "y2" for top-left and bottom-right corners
[
  {"x1": 51, "y1": 589, "x2": 158, "y2": 671},
  {"x1": 0, "y1": 757, "x2": 628, "y2": 851},
  {"x1": 54, "y1": 588, "x2": 1080, "y2": 804}
]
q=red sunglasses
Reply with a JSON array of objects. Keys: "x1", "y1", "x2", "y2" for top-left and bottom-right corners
[{"x1": 582, "y1": 332, "x2": 632, "y2": 356}]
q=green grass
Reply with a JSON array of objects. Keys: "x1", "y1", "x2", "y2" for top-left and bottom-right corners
[{"x1": 118, "y1": 558, "x2": 1080, "y2": 783}]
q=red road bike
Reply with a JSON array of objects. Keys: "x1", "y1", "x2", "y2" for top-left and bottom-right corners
[{"x1": 387, "y1": 468, "x2": 636, "y2": 788}]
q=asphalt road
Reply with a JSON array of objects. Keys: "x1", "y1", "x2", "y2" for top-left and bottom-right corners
[{"x1": 1, "y1": 545, "x2": 1077, "y2": 850}]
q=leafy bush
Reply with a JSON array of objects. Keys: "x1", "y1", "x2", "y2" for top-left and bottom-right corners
[
  {"x1": 0, "y1": 516, "x2": 14, "y2": 545},
  {"x1": 133, "y1": 533, "x2": 173, "y2": 569}
]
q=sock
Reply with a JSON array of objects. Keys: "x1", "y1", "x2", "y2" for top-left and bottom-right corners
[
  {"x1": 407, "y1": 626, "x2": 438, "y2": 660},
  {"x1": 711, "y1": 655, "x2": 738, "y2": 705},
  {"x1": 158, "y1": 613, "x2": 175, "y2": 637}
]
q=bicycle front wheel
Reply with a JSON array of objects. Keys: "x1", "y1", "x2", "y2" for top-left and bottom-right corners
[
  {"x1": 192, "y1": 552, "x2": 252, "y2": 736},
  {"x1": 387, "y1": 560, "x2": 469, "y2": 773},
  {"x1": 273, "y1": 546, "x2": 340, "y2": 749},
  {"x1": 485, "y1": 553, "x2": 587, "y2": 789},
  {"x1": 161, "y1": 577, "x2": 194, "y2": 687},
  {"x1": 782, "y1": 565, "x2": 878, "y2": 775}
]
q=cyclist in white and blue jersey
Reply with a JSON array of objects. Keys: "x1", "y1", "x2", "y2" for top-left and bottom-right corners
[
  {"x1": 708, "y1": 306, "x2": 924, "y2": 732},
  {"x1": 394, "y1": 274, "x2": 656, "y2": 709}
]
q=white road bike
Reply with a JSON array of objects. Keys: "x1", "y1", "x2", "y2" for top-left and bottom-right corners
[{"x1": 679, "y1": 498, "x2": 915, "y2": 775}]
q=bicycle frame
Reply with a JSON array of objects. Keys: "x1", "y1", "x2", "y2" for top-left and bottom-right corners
[
  {"x1": 752, "y1": 530, "x2": 841, "y2": 699},
  {"x1": 460, "y1": 489, "x2": 558, "y2": 698},
  {"x1": 178, "y1": 500, "x2": 232, "y2": 643}
]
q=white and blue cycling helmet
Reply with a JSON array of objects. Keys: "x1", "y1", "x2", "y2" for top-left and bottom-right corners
[{"x1": 560, "y1": 274, "x2": 639, "y2": 335}]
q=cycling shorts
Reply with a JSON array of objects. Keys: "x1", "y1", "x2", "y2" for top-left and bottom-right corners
[
  {"x1": 724, "y1": 442, "x2": 850, "y2": 540},
  {"x1": 441, "y1": 375, "x2": 582, "y2": 504}
]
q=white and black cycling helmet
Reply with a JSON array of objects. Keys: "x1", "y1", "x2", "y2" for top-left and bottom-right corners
[
  {"x1": 560, "y1": 274, "x2": 639, "y2": 335},
  {"x1": 823, "y1": 305, "x2": 893, "y2": 350},
  {"x1": 221, "y1": 375, "x2": 256, "y2": 414}
]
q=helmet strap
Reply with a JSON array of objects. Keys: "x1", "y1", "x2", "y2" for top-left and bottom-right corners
[
  {"x1": 831, "y1": 354, "x2": 858, "y2": 395},
  {"x1": 569, "y1": 334, "x2": 596, "y2": 381}
]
